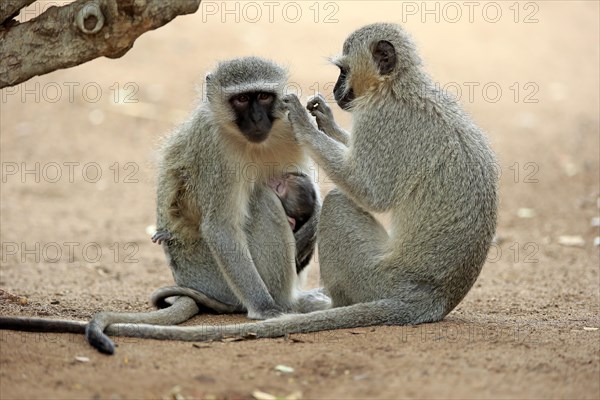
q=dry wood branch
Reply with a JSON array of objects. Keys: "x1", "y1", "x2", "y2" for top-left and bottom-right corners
[
  {"x1": 0, "y1": 0, "x2": 35, "y2": 25},
  {"x1": 0, "y1": 0, "x2": 201, "y2": 89}
]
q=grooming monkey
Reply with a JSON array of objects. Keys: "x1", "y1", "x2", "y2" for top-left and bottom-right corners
[
  {"x1": 0, "y1": 57, "x2": 330, "y2": 354},
  {"x1": 1, "y1": 23, "x2": 498, "y2": 349},
  {"x1": 152, "y1": 171, "x2": 317, "y2": 270}
]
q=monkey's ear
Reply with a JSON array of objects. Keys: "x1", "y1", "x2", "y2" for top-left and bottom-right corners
[{"x1": 372, "y1": 40, "x2": 396, "y2": 75}]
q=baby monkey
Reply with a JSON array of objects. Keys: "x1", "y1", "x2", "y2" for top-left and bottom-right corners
[
  {"x1": 152, "y1": 172, "x2": 317, "y2": 272},
  {"x1": 268, "y1": 172, "x2": 317, "y2": 233}
]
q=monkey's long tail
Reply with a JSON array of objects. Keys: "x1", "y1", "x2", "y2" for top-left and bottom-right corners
[
  {"x1": 93, "y1": 298, "x2": 441, "y2": 344},
  {"x1": 0, "y1": 316, "x2": 87, "y2": 333},
  {"x1": 86, "y1": 296, "x2": 200, "y2": 355},
  {"x1": 150, "y1": 286, "x2": 239, "y2": 313}
]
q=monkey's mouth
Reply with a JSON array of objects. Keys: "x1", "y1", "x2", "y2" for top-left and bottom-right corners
[
  {"x1": 244, "y1": 130, "x2": 270, "y2": 143},
  {"x1": 335, "y1": 89, "x2": 355, "y2": 111}
]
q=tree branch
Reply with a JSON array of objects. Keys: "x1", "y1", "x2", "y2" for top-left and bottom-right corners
[
  {"x1": 0, "y1": 0, "x2": 201, "y2": 89},
  {"x1": 0, "y1": 0, "x2": 35, "y2": 26}
]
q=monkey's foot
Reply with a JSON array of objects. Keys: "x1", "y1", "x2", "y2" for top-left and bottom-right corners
[{"x1": 296, "y1": 288, "x2": 332, "y2": 313}]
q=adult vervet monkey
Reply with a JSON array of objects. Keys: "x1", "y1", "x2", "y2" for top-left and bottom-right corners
[{"x1": 0, "y1": 57, "x2": 329, "y2": 354}]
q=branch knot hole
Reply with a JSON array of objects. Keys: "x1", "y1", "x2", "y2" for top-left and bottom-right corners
[{"x1": 76, "y1": 2, "x2": 105, "y2": 35}]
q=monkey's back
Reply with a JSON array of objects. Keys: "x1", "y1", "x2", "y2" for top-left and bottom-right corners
[{"x1": 353, "y1": 88, "x2": 498, "y2": 312}]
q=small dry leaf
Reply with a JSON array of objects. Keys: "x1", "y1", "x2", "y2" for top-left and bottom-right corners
[
  {"x1": 0, "y1": 290, "x2": 27, "y2": 305},
  {"x1": 221, "y1": 337, "x2": 244, "y2": 343},
  {"x1": 75, "y1": 356, "x2": 90, "y2": 363},
  {"x1": 252, "y1": 391, "x2": 301, "y2": 400},
  {"x1": 583, "y1": 327, "x2": 599, "y2": 331},
  {"x1": 517, "y1": 208, "x2": 536, "y2": 218},
  {"x1": 274, "y1": 364, "x2": 294, "y2": 374},
  {"x1": 164, "y1": 385, "x2": 184, "y2": 400},
  {"x1": 563, "y1": 162, "x2": 578, "y2": 177},
  {"x1": 221, "y1": 333, "x2": 257, "y2": 342},
  {"x1": 252, "y1": 390, "x2": 276, "y2": 400},
  {"x1": 558, "y1": 236, "x2": 585, "y2": 247},
  {"x1": 243, "y1": 332, "x2": 258, "y2": 340},
  {"x1": 192, "y1": 343, "x2": 211, "y2": 349}
]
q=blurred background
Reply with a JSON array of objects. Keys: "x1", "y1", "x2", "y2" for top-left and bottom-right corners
[{"x1": 1, "y1": 1, "x2": 598, "y2": 399}]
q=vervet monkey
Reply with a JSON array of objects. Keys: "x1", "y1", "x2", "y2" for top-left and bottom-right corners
[{"x1": 0, "y1": 57, "x2": 329, "y2": 354}]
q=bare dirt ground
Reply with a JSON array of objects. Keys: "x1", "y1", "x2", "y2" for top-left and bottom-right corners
[{"x1": 1, "y1": 2, "x2": 599, "y2": 399}]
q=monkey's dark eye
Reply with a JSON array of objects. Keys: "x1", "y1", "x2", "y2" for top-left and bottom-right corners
[
  {"x1": 257, "y1": 92, "x2": 274, "y2": 105},
  {"x1": 258, "y1": 93, "x2": 271, "y2": 100},
  {"x1": 235, "y1": 94, "x2": 249, "y2": 103}
]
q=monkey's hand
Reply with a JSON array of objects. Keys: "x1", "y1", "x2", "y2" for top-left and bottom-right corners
[
  {"x1": 282, "y1": 94, "x2": 320, "y2": 140},
  {"x1": 307, "y1": 94, "x2": 350, "y2": 145},
  {"x1": 151, "y1": 229, "x2": 173, "y2": 245},
  {"x1": 307, "y1": 94, "x2": 335, "y2": 133}
]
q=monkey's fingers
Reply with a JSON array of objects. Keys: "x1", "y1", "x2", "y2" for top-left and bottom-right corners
[
  {"x1": 311, "y1": 109, "x2": 327, "y2": 120},
  {"x1": 151, "y1": 230, "x2": 172, "y2": 245},
  {"x1": 282, "y1": 96, "x2": 314, "y2": 132},
  {"x1": 312, "y1": 109, "x2": 334, "y2": 135},
  {"x1": 281, "y1": 94, "x2": 303, "y2": 110},
  {"x1": 306, "y1": 93, "x2": 329, "y2": 112}
]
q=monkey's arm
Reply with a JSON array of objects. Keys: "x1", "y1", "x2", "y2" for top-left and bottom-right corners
[
  {"x1": 284, "y1": 94, "x2": 383, "y2": 211},
  {"x1": 306, "y1": 94, "x2": 350, "y2": 146},
  {"x1": 294, "y1": 200, "x2": 320, "y2": 273},
  {"x1": 201, "y1": 218, "x2": 283, "y2": 319}
]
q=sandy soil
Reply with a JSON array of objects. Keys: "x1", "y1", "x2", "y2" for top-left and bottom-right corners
[{"x1": 1, "y1": 1, "x2": 599, "y2": 399}]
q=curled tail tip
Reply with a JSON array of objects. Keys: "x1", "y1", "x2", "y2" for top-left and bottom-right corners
[{"x1": 85, "y1": 324, "x2": 116, "y2": 355}]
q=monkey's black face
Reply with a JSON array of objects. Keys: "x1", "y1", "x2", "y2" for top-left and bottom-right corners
[
  {"x1": 230, "y1": 91, "x2": 276, "y2": 143},
  {"x1": 333, "y1": 67, "x2": 355, "y2": 110}
]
